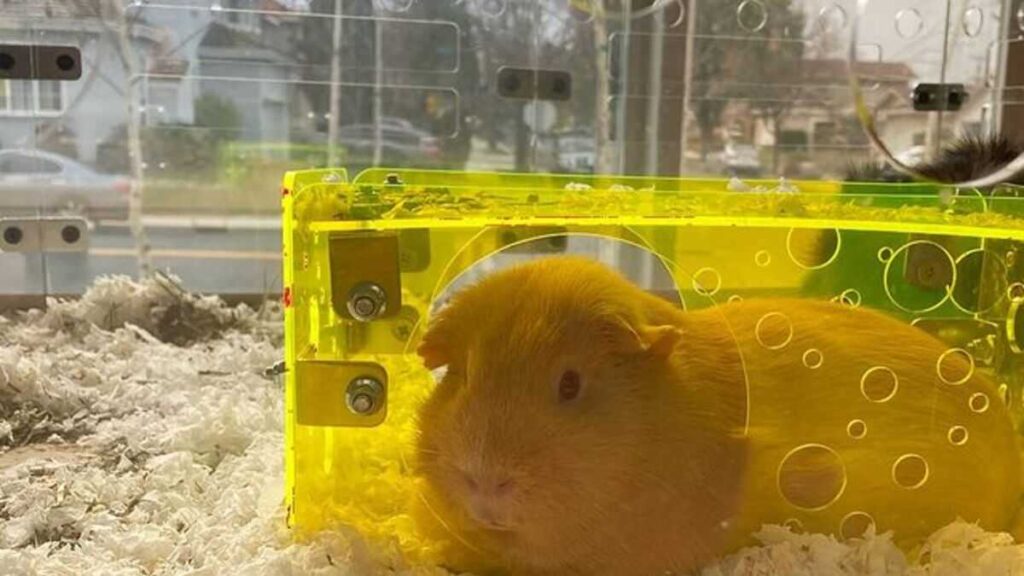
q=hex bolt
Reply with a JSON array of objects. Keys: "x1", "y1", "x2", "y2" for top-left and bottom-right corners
[
  {"x1": 61, "y1": 225, "x2": 81, "y2": 244},
  {"x1": 346, "y1": 376, "x2": 384, "y2": 416},
  {"x1": 347, "y1": 282, "x2": 387, "y2": 321},
  {"x1": 500, "y1": 71, "x2": 523, "y2": 95},
  {"x1": 3, "y1": 226, "x2": 23, "y2": 245},
  {"x1": 913, "y1": 91, "x2": 932, "y2": 105},
  {"x1": 551, "y1": 76, "x2": 568, "y2": 96},
  {"x1": 56, "y1": 54, "x2": 75, "y2": 71},
  {"x1": 352, "y1": 296, "x2": 376, "y2": 317}
]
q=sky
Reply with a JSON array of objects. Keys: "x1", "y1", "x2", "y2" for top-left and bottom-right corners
[{"x1": 799, "y1": 0, "x2": 1008, "y2": 84}]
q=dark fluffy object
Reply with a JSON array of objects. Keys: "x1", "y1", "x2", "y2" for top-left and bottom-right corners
[{"x1": 844, "y1": 134, "x2": 1024, "y2": 185}]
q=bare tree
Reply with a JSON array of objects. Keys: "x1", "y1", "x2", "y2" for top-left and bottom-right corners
[
  {"x1": 100, "y1": 0, "x2": 153, "y2": 277},
  {"x1": 690, "y1": 0, "x2": 805, "y2": 170},
  {"x1": 742, "y1": 2, "x2": 805, "y2": 173},
  {"x1": 590, "y1": 2, "x2": 614, "y2": 173}
]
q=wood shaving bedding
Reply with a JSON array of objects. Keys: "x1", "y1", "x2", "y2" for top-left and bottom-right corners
[{"x1": 1, "y1": 276, "x2": 1022, "y2": 576}]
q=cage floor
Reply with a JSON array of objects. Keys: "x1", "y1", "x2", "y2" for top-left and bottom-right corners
[{"x1": 1, "y1": 277, "x2": 1022, "y2": 576}]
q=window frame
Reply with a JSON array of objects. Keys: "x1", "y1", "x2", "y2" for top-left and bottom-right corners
[{"x1": 0, "y1": 79, "x2": 66, "y2": 118}]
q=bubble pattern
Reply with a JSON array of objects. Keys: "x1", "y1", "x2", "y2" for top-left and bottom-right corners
[{"x1": 618, "y1": 228, "x2": 1015, "y2": 548}]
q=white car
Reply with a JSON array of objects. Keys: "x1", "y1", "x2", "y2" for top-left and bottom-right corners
[
  {"x1": 895, "y1": 145, "x2": 928, "y2": 167},
  {"x1": 715, "y1": 143, "x2": 762, "y2": 178},
  {"x1": 0, "y1": 149, "x2": 131, "y2": 221},
  {"x1": 555, "y1": 132, "x2": 596, "y2": 174}
]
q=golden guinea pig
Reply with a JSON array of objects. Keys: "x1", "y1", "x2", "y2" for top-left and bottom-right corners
[{"x1": 411, "y1": 255, "x2": 1021, "y2": 576}]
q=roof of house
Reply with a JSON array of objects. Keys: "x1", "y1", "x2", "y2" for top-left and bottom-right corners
[
  {"x1": 198, "y1": 21, "x2": 296, "y2": 64},
  {"x1": 0, "y1": 0, "x2": 98, "y2": 19},
  {"x1": 0, "y1": 0, "x2": 164, "y2": 40},
  {"x1": 259, "y1": 0, "x2": 310, "y2": 14},
  {"x1": 148, "y1": 57, "x2": 190, "y2": 76}
]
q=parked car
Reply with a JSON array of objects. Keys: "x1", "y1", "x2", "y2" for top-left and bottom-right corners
[
  {"x1": 556, "y1": 132, "x2": 596, "y2": 174},
  {"x1": 376, "y1": 116, "x2": 418, "y2": 132},
  {"x1": 712, "y1": 143, "x2": 763, "y2": 178},
  {"x1": 895, "y1": 145, "x2": 928, "y2": 167},
  {"x1": 0, "y1": 149, "x2": 131, "y2": 221},
  {"x1": 337, "y1": 122, "x2": 442, "y2": 169}
]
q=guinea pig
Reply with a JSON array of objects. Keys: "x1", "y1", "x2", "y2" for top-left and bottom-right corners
[{"x1": 411, "y1": 255, "x2": 1021, "y2": 576}]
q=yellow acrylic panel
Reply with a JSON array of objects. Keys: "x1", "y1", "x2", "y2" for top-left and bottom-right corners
[{"x1": 280, "y1": 167, "x2": 1024, "y2": 571}]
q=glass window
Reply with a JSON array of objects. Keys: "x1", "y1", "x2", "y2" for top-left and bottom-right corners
[
  {"x1": 147, "y1": 83, "x2": 178, "y2": 123},
  {"x1": 37, "y1": 81, "x2": 63, "y2": 113},
  {"x1": 0, "y1": 81, "x2": 63, "y2": 114},
  {"x1": 10, "y1": 80, "x2": 33, "y2": 112}
]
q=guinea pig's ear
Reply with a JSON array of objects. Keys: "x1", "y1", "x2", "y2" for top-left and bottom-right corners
[
  {"x1": 637, "y1": 324, "x2": 684, "y2": 356},
  {"x1": 602, "y1": 314, "x2": 682, "y2": 357},
  {"x1": 417, "y1": 313, "x2": 452, "y2": 370}
]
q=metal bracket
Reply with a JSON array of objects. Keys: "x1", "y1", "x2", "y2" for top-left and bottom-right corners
[
  {"x1": 911, "y1": 83, "x2": 968, "y2": 112},
  {"x1": 0, "y1": 217, "x2": 90, "y2": 253},
  {"x1": 295, "y1": 360, "x2": 388, "y2": 428},
  {"x1": 329, "y1": 233, "x2": 402, "y2": 321},
  {"x1": 497, "y1": 66, "x2": 572, "y2": 101},
  {"x1": 0, "y1": 44, "x2": 82, "y2": 81}
]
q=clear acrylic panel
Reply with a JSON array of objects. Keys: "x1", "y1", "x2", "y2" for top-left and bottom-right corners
[
  {"x1": 3, "y1": 0, "x2": 1024, "y2": 301},
  {"x1": 1001, "y1": 0, "x2": 1024, "y2": 143},
  {"x1": 0, "y1": 20, "x2": 44, "y2": 300},
  {"x1": 848, "y1": 0, "x2": 1019, "y2": 176}
]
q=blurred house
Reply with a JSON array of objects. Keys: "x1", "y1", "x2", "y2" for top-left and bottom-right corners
[
  {"x1": 0, "y1": 0, "x2": 312, "y2": 169},
  {"x1": 714, "y1": 58, "x2": 990, "y2": 178}
]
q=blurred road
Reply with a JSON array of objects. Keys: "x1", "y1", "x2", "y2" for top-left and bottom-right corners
[
  {"x1": 0, "y1": 136, "x2": 513, "y2": 298},
  {"x1": 0, "y1": 216, "x2": 283, "y2": 296},
  {"x1": 0, "y1": 137, "x2": 530, "y2": 298}
]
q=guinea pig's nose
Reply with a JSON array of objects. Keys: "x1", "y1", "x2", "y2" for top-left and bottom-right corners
[{"x1": 467, "y1": 499, "x2": 513, "y2": 531}]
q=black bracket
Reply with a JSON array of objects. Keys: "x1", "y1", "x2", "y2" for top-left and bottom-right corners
[
  {"x1": 0, "y1": 44, "x2": 82, "y2": 81},
  {"x1": 911, "y1": 83, "x2": 968, "y2": 112},
  {"x1": 0, "y1": 217, "x2": 90, "y2": 253},
  {"x1": 497, "y1": 66, "x2": 572, "y2": 101}
]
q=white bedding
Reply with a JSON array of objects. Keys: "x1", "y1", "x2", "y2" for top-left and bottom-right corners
[{"x1": 1, "y1": 277, "x2": 1021, "y2": 576}]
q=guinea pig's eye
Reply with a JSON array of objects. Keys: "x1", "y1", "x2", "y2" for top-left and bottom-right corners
[{"x1": 557, "y1": 370, "x2": 582, "y2": 403}]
